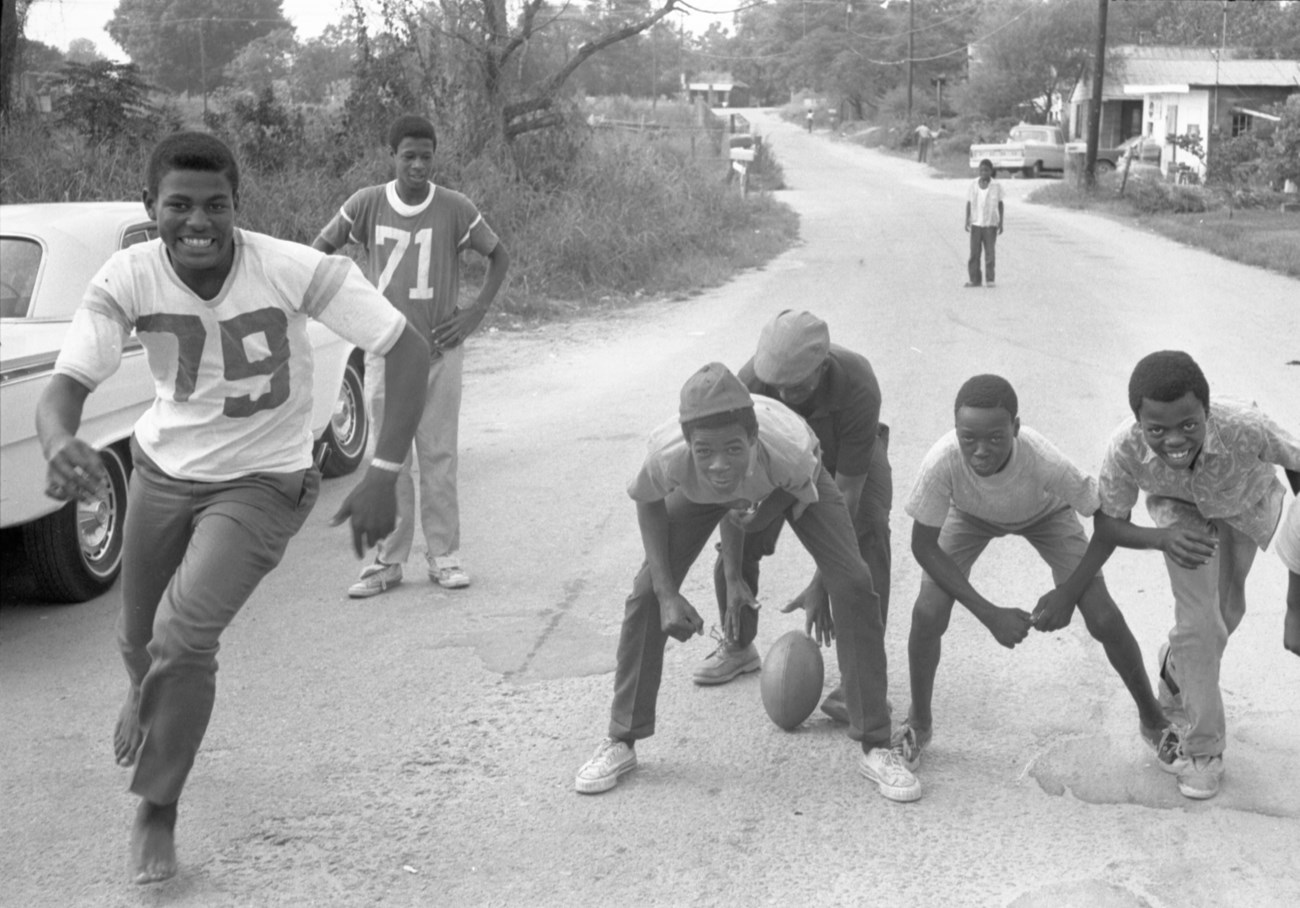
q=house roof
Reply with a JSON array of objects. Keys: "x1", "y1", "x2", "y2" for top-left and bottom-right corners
[{"x1": 1073, "y1": 49, "x2": 1300, "y2": 101}]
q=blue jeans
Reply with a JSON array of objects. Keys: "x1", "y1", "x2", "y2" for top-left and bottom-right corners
[
  {"x1": 710, "y1": 424, "x2": 893, "y2": 644},
  {"x1": 119, "y1": 441, "x2": 319, "y2": 804},
  {"x1": 608, "y1": 468, "x2": 893, "y2": 751},
  {"x1": 968, "y1": 226, "x2": 997, "y2": 284}
]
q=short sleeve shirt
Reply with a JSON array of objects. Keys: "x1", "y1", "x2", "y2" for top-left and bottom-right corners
[
  {"x1": 628, "y1": 396, "x2": 823, "y2": 517},
  {"x1": 315, "y1": 181, "x2": 498, "y2": 342},
  {"x1": 906, "y1": 426, "x2": 1099, "y2": 530},
  {"x1": 1098, "y1": 399, "x2": 1300, "y2": 549},
  {"x1": 738, "y1": 344, "x2": 881, "y2": 477},
  {"x1": 54, "y1": 229, "x2": 407, "y2": 481}
]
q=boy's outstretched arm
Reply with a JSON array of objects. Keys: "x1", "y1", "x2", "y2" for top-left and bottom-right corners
[
  {"x1": 718, "y1": 515, "x2": 758, "y2": 643},
  {"x1": 911, "y1": 521, "x2": 1031, "y2": 649},
  {"x1": 331, "y1": 325, "x2": 429, "y2": 555},
  {"x1": 637, "y1": 498, "x2": 703, "y2": 642},
  {"x1": 1033, "y1": 517, "x2": 1119, "y2": 631},
  {"x1": 1286, "y1": 572, "x2": 1300, "y2": 657}
]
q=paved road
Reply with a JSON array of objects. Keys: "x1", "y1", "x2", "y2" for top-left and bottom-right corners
[{"x1": 2, "y1": 110, "x2": 1298, "y2": 908}]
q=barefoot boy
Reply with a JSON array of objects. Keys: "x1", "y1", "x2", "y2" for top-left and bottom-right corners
[
  {"x1": 315, "y1": 114, "x2": 509, "y2": 596},
  {"x1": 964, "y1": 159, "x2": 1003, "y2": 288},
  {"x1": 896, "y1": 374, "x2": 1171, "y2": 772},
  {"x1": 37, "y1": 132, "x2": 429, "y2": 883},
  {"x1": 1036, "y1": 351, "x2": 1300, "y2": 800},
  {"x1": 575, "y1": 363, "x2": 919, "y2": 802}
]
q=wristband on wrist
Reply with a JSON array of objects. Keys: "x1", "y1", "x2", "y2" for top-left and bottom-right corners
[{"x1": 370, "y1": 458, "x2": 403, "y2": 473}]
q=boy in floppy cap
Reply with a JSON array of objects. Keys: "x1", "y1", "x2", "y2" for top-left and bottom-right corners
[
  {"x1": 575, "y1": 363, "x2": 920, "y2": 802},
  {"x1": 693, "y1": 311, "x2": 892, "y2": 724}
]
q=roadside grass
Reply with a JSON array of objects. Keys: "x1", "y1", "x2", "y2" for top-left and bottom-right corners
[
  {"x1": 1032, "y1": 178, "x2": 1300, "y2": 279},
  {"x1": 0, "y1": 100, "x2": 799, "y2": 326}
]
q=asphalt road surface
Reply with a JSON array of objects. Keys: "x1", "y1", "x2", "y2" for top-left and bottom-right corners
[{"x1": 2, "y1": 110, "x2": 1298, "y2": 908}]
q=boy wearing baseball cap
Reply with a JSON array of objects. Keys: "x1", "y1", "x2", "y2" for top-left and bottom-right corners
[
  {"x1": 693, "y1": 312, "x2": 892, "y2": 723},
  {"x1": 575, "y1": 363, "x2": 919, "y2": 802}
]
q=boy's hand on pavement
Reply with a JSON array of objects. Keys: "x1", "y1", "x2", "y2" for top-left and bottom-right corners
[
  {"x1": 1158, "y1": 528, "x2": 1218, "y2": 570},
  {"x1": 1031, "y1": 589, "x2": 1076, "y2": 632},
  {"x1": 331, "y1": 468, "x2": 398, "y2": 557},
  {"x1": 983, "y1": 607, "x2": 1033, "y2": 649},
  {"x1": 780, "y1": 581, "x2": 834, "y2": 646},
  {"x1": 659, "y1": 591, "x2": 704, "y2": 642}
]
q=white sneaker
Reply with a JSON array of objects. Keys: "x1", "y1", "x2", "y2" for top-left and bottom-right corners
[
  {"x1": 430, "y1": 554, "x2": 470, "y2": 589},
  {"x1": 575, "y1": 739, "x2": 637, "y2": 794},
  {"x1": 857, "y1": 746, "x2": 922, "y2": 802},
  {"x1": 348, "y1": 561, "x2": 402, "y2": 598}
]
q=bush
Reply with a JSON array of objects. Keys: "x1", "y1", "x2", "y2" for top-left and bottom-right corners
[{"x1": 1124, "y1": 177, "x2": 1210, "y2": 214}]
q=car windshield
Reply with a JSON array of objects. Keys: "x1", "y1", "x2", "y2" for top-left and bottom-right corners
[{"x1": 0, "y1": 237, "x2": 42, "y2": 319}]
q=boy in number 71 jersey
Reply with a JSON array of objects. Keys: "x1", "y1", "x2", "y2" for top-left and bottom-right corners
[{"x1": 315, "y1": 114, "x2": 510, "y2": 597}]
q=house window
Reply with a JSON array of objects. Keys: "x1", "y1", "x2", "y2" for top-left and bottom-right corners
[{"x1": 1231, "y1": 112, "x2": 1252, "y2": 137}]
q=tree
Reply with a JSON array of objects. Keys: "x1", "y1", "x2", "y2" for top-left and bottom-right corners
[
  {"x1": 342, "y1": 0, "x2": 684, "y2": 158},
  {"x1": 107, "y1": 0, "x2": 291, "y2": 95},
  {"x1": 223, "y1": 27, "x2": 294, "y2": 93},
  {"x1": 2, "y1": 0, "x2": 34, "y2": 119},
  {"x1": 290, "y1": 22, "x2": 355, "y2": 104},
  {"x1": 66, "y1": 37, "x2": 104, "y2": 64},
  {"x1": 52, "y1": 59, "x2": 163, "y2": 141}
]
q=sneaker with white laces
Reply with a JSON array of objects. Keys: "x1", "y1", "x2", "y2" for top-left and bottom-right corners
[
  {"x1": 891, "y1": 720, "x2": 932, "y2": 773},
  {"x1": 858, "y1": 746, "x2": 922, "y2": 802},
  {"x1": 348, "y1": 561, "x2": 403, "y2": 598},
  {"x1": 575, "y1": 738, "x2": 637, "y2": 794},
  {"x1": 429, "y1": 554, "x2": 470, "y2": 589},
  {"x1": 692, "y1": 631, "x2": 760, "y2": 685},
  {"x1": 1140, "y1": 723, "x2": 1189, "y2": 774},
  {"x1": 1177, "y1": 754, "x2": 1224, "y2": 800}
]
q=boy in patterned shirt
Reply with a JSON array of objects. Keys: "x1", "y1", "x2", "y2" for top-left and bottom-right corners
[
  {"x1": 315, "y1": 114, "x2": 510, "y2": 596},
  {"x1": 895, "y1": 374, "x2": 1170, "y2": 775},
  {"x1": 1037, "y1": 351, "x2": 1300, "y2": 800},
  {"x1": 574, "y1": 363, "x2": 919, "y2": 803},
  {"x1": 37, "y1": 132, "x2": 430, "y2": 883}
]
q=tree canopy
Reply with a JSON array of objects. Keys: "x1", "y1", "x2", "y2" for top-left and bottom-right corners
[{"x1": 107, "y1": 0, "x2": 292, "y2": 94}]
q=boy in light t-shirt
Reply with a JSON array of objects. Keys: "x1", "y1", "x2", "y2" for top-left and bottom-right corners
[
  {"x1": 964, "y1": 158, "x2": 1004, "y2": 287},
  {"x1": 895, "y1": 374, "x2": 1170, "y2": 774}
]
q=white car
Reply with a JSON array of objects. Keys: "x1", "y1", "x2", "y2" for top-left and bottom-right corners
[{"x1": 0, "y1": 202, "x2": 369, "y2": 602}]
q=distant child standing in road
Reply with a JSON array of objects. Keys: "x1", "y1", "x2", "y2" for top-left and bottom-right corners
[
  {"x1": 37, "y1": 131, "x2": 430, "y2": 884},
  {"x1": 894, "y1": 374, "x2": 1172, "y2": 776},
  {"x1": 965, "y1": 159, "x2": 1003, "y2": 288},
  {"x1": 1034, "y1": 351, "x2": 1300, "y2": 800},
  {"x1": 315, "y1": 114, "x2": 510, "y2": 598},
  {"x1": 574, "y1": 363, "x2": 919, "y2": 802}
]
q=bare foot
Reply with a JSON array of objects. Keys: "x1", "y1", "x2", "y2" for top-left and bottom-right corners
[
  {"x1": 130, "y1": 799, "x2": 178, "y2": 885},
  {"x1": 114, "y1": 686, "x2": 142, "y2": 767}
]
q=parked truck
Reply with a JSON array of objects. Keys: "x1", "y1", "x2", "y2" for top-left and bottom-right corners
[{"x1": 970, "y1": 124, "x2": 1123, "y2": 178}]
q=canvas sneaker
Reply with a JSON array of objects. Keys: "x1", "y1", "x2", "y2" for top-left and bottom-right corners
[
  {"x1": 430, "y1": 554, "x2": 470, "y2": 589},
  {"x1": 891, "y1": 720, "x2": 932, "y2": 773},
  {"x1": 1140, "y1": 723, "x2": 1189, "y2": 775},
  {"x1": 575, "y1": 739, "x2": 637, "y2": 794},
  {"x1": 692, "y1": 632, "x2": 760, "y2": 685},
  {"x1": 858, "y1": 746, "x2": 922, "y2": 803},
  {"x1": 1177, "y1": 754, "x2": 1224, "y2": 800},
  {"x1": 348, "y1": 561, "x2": 402, "y2": 599}
]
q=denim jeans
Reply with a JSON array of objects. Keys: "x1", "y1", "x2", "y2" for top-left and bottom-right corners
[
  {"x1": 968, "y1": 226, "x2": 998, "y2": 284},
  {"x1": 119, "y1": 441, "x2": 319, "y2": 804},
  {"x1": 608, "y1": 468, "x2": 893, "y2": 751}
]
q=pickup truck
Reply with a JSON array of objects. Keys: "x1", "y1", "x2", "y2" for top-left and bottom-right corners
[
  {"x1": 1, "y1": 202, "x2": 369, "y2": 602},
  {"x1": 970, "y1": 124, "x2": 1123, "y2": 178}
]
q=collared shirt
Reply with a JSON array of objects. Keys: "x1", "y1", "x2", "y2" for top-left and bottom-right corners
[
  {"x1": 906, "y1": 427, "x2": 1099, "y2": 531},
  {"x1": 628, "y1": 396, "x2": 822, "y2": 518},
  {"x1": 1098, "y1": 399, "x2": 1300, "y2": 549},
  {"x1": 967, "y1": 177, "x2": 1003, "y2": 227},
  {"x1": 738, "y1": 344, "x2": 881, "y2": 477}
]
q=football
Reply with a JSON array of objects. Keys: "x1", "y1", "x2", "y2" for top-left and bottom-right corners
[{"x1": 760, "y1": 630, "x2": 825, "y2": 731}]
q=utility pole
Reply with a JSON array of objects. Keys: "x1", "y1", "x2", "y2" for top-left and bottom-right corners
[
  {"x1": 1084, "y1": 0, "x2": 1109, "y2": 188},
  {"x1": 906, "y1": 0, "x2": 914, "y2": 121},
  {"x1": 198, "y1": 19, "x2": 209, "y2": 119}
]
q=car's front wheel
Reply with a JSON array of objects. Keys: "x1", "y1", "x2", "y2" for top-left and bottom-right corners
[
  {"x1": 23, "y1": 441, "x2": 131, "y2": 603},
  {"x1": 318, "y1": 355, "x2": 368, "y2": 478}
]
